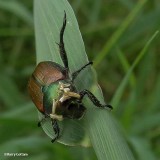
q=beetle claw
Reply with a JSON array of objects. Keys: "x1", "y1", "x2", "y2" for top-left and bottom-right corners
[
  {"x1": 37, "y1": 122, "x2": 41, "y2": 127},
  {"x1": 51, "y1": 133, "x2": 59, "y2": 143},
  {"x1": 51, "y1": 137, "x2": 57, "y2": 143},
  {"x1": 104, "y1": 104, "x2": 113, "y2": 110}
]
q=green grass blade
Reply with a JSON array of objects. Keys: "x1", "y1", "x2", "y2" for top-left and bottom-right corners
[
  {"x1": 129, "y1": 137, "x2": 157, "y2": 160},
  {"x1": 119, "y1": 0, "x2": 134, "y2": 9},
  {"x1": 117, "y1": 49, "x2": 136, "y2": 88},
  {"x1": 94, "y1": 0, "x2": 147, "y2": 67},
  {"x1": 34, "y1": 0, "x2": 135, "y2": 159},
  {"x1": 0, "y1": 0, "x2": 33, "y2": 26},
  {"x1": 0, "y1": 74, "x2": 24, "y2": 108},
  {"x1": 86, "y1": 112, "x2": 135, "y2": 160},
  {"x1": 119, "y1": 8, "x2": 160, "y2": 46},
  {"x1": 149, "y1": 75, "x2": 160, "y2": 112},
  {"x1": 111, "y1": 31, "x2": 159, "y2": 108}
]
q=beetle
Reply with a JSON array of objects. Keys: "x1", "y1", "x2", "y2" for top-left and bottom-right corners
[{"x1": 28, "y1": 12, "x2": 112, "y2": 143}]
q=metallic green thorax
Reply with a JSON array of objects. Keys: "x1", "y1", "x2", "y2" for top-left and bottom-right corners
[
  {"x1": 43, "y1": 81, "x2": 60, "y2": 114},
  {"x1": 42, "y1": 80, "x2": 86, "y2": 121}
]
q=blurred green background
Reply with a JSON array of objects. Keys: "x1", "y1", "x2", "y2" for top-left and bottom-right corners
[{"x1": 0, "y1": 0, "x2": 160, "y2": 160}]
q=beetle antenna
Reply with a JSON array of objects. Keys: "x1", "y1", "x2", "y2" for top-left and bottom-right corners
[{"x1": 57, "y1": 11, "x2": 69, "y2": 70}]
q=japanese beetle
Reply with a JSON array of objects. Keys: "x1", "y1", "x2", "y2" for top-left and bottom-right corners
[{"x1": 28, "y1": 12, "x2": 112, "y2": 143}]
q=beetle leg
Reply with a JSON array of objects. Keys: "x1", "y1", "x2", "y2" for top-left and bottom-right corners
[
  {"x1": 38, "y1": 120, "x2": 42, "y2": 127},
  {"x1": 64, "y1": 91, "x2": 81, "y2": 99},
  {"x1": 50, "y1": 114, "x2": 63, "y2": 121},
  {"x1": 52, "y1": 99, "x2": 57, "y2": 114},
  {"x1": 60, "y1": 92, "x2": 80, "y2": 102},
  {"x1": 72, "y1": 62, "x2": 93, "y2": 82},
  {"x1": 51, "y1": 119, "x2": 60, "y2": 143},
  {"x1": 37, "y1": 114, "x2": 48, "y2": 127},
  {"x1": 79, "y1": 89, "x2": 113, "y2": 110},
  {"x1": 57, "y1": 11, "x2": 68, "y2": 70},
  {"x1": 58, "y1": 82, "x2": 81, "y2": 100},
  {"x1": 59, "y1": 82, "x2": 70, "y2": 91},
  {"x1": 50, "y1": 99, "x2": 63, "y2": 121}
]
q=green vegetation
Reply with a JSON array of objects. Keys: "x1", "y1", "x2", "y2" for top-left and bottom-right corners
[{"x1": 0, "y1": 0, "x2": 160, "y2": 160}]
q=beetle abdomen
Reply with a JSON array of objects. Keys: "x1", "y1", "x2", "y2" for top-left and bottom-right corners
[{"x1": 28, "y1": 61, "x2": 67, "y2": 113}]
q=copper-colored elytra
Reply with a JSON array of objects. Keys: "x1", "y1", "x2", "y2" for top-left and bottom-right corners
[
  {"x1": 28, "y1": 76, "x2": 44, "y2": 112},
  {"x1": 33, "y1": 61, "x2": 67, "y2": 85}
]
